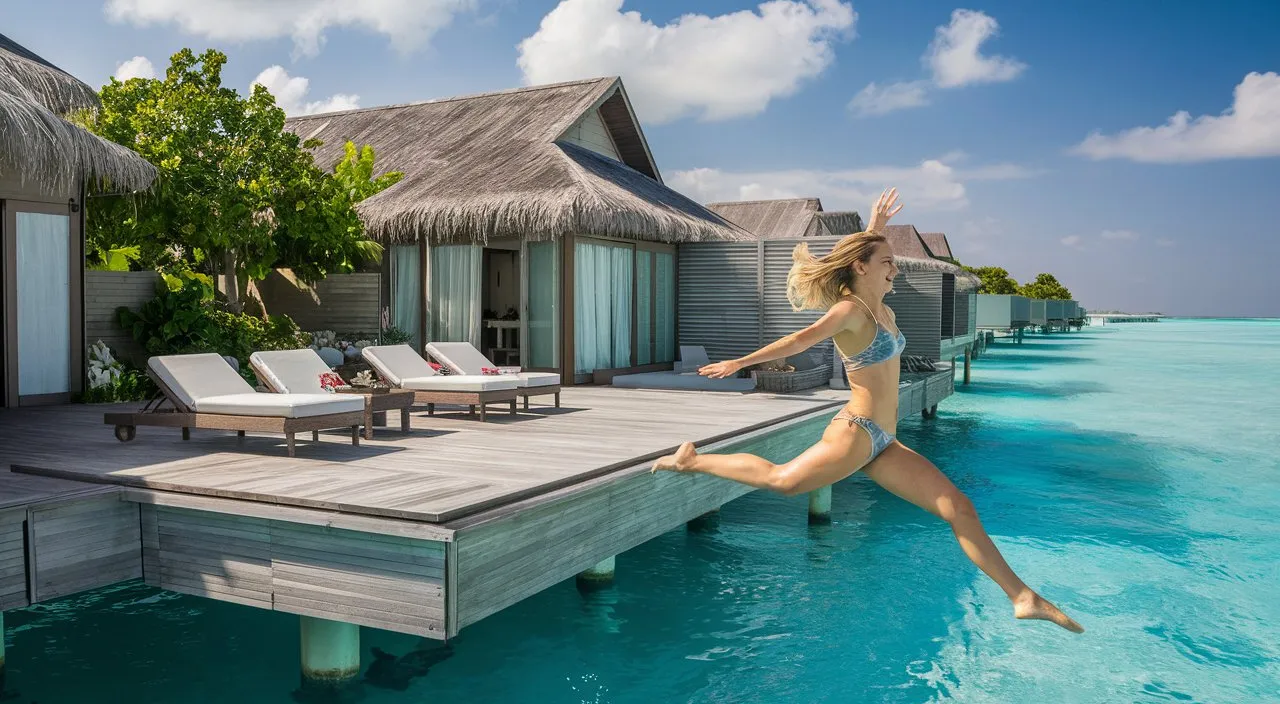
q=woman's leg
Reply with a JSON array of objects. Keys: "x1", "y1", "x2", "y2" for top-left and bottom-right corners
[
  {"x1": 652, "y1": 421, "x2": 871, "y2": 496},
  {"x1": 861, "y1": 441, "x2": 1084, "y2": 633}
]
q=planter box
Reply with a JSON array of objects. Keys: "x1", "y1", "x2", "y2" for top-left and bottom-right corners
[{"x1": 751, "y1": 365, "x2": 830, "y2": 393}]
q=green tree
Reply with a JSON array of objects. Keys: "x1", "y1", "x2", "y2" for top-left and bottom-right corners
[
  {"x1": 962, "y1": 265, "x2": 1021, "y2": 294},
  {"x1": 78, "y1": 48, "x2": 396, "y2": 310},
  {"x1": 1019, "y1": 273, "x2": 1073, "y2": 300}
]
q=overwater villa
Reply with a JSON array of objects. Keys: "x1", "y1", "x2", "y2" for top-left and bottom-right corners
[
  {"x1": 704, "y1": 197, "x2": 864, "y2": 240},
  {"x1": 977, "y1": 294, "x2": 1032, "y2": 339},
  {"x1": 0, "y1": 33, "x2": 155, "y2": 408},
  {"x1": 284, "y1": 77, "x2": 749, "y2": 386}
]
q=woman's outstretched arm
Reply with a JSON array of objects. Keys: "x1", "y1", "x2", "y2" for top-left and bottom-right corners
[{"x1": 699, "y1": 300, "x2": 858, "y2": 378}]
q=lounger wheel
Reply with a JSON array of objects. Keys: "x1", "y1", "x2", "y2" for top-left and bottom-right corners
[{"x1": 114, "y1": 424, "x2": 137, "y2": 442}]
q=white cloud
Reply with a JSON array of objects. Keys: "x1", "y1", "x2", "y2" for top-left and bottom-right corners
[
  {"x1": 850, "y1": 9, "x2": 1024, "y2": 117},
  {"x1": 1060, "y1": 235, "x2": 1083, "y2": 248},
  {"x1": 104, "y1": 0, "x2": 475, "y2": 58},
  {"x1": 251, "y1": 66, "x2": 359, "y2": 116},
  {"x1": 848, "y1": 80, "x2": 930, "y2": 116},
  {"x1": 1156, "y1": 238, "x2": 1176, "y2": 247},
  {"x1": 517, "y1": 0, "x2": 856, "y2": 124},
  {"x1": 1100, "y1": 229, "x2": 1140, "y2": 241},
  {"x1": 1071, "y1": 72, "x2": 1280, "y2": 162},
  {"x1": 114, "y1": 55, "x2": 156, "y2": 81},
  {"x1": 668, "y1": 154, "x2": 1034, "y2": 211},
  {"x1": 926, "y1": 9, "x2": 1026, "y2": 88}
]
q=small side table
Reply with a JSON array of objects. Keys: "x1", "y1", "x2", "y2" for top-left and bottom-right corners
[{"x1": 335, "y1": 387, "x2": 415, "y2": 440}]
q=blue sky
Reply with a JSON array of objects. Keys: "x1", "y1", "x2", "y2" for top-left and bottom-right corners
[{"x1": 7, "y1": 0, "x2": 1279, "y2": 316}]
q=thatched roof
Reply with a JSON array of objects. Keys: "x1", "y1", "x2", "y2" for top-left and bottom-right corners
[
  {"x1": 880, "y1": 224, "x2": 977, "y2": 287},
  {"x1": 0, "y1": 33, "x2": 156, "y2": 195},
  {"x1": 705, "y1": 197, "x2": 864, "y2": 239},
  {"x1": 919, "y1": 232, "x2": 954, "y2": 261},
  {"x1": 285, "y1": 77, "x2": 748, "y2": 244}
]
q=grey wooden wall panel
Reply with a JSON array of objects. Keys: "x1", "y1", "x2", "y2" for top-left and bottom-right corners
[
  {"x1": 891, "y1": 272, "x2": 943, "y2": 359},
  {"x1": 0, "y1": 509, "x2": 28, "y2": 610},
  {"x1": 258, "y1": 271, "x2": 383, "y2": 334},
  {"x1": 761, "y1": 239, "x2": 833, "y2": 363},
  {"x1": 84, "y1": 270, "x2": 161, "y2": 364},
  {"x1": 940, "y1": 274, "x2": 955, "y2": 338},
  {"x1": 28, "y1": 495, "x2": 141, "y2": 602},
  {"x1": 677, "y1": 243, "x2": 761, "y2": 361},
  {"x1": 140, "y1": 504, "x2": 448, "y2": 637}
]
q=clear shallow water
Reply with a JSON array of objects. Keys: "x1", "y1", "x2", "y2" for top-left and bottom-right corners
[{"x1": 7, "y1": 320, "x2": 1280, "y2": 703}]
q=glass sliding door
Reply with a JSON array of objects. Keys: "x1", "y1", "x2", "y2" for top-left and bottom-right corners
[
  {"x1": 389, "y1": 244, "x2": 421, "y2": 351},
  {"x1": 525, "y1": 240, "x2": 559, "y2": 369},
  {"x1": 4, "y1": 204, "x2": 78, "y2": 406},
  {"x1": 428, "y1": 244, "x2": 482, "y2": 346},
  {"x1": 574, "y1": 239, "x2": 632, "y2": 374}
]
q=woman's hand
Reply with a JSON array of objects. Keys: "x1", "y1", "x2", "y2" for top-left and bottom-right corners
[
  {"x1": 699, "y1": 359, "x2": 743, "y2": 379},
  {"x1": 866, "y1": 187, "x2": 904, "y2": 233}
]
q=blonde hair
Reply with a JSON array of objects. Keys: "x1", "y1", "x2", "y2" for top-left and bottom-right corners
[{"x1": 785, "y1": 231, "x2": 888, "y2": 311}]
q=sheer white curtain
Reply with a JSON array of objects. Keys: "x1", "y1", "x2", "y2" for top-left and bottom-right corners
[
  {"x1": 526, "y1": 240, "x2": 558, "y2": 369},
  {"x1": 428, "y1": 244, "x2": 482, "y2": 346},
  {"x1": 574, "y1": 240, "x2": 632, "y2": 374},
  {"x1": 655, "y1": 251, "x2": 675, "y2": 363},
  {"x1": 16, "y1": 212, "x2": 71, "y2": 396},
  {"x1": 636, "y1": 251, "x2": 652, "y2": 365},
  {"x1": 390, "y1": 245, "x2": 421, "y2": 351}
]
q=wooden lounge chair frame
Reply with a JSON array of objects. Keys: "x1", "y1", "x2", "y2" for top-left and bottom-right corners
[{"x1": 104, "y1": 368, "x2": 365, "y2": 457}]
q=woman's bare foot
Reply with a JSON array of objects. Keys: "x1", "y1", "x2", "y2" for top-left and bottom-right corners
[
  {"x1": 651, "y1": 442, "x2": 698, "y2": 473},
  {"x1": 1013, "y1": 590, "x2": 1084, "y2": 633}
]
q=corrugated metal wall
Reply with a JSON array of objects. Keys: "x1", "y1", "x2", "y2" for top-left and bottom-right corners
[
  {"x1": 940, "y1": 274, "x2": 956, "y2": 338},
  {"x1": 894, "y1": 272, "x2": 943, "y2": 359},
  {"x1": 761, "y1": 240, "x2": 833, "y2": 363}
]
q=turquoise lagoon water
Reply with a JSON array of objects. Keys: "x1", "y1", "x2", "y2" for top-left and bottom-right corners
[{"x1": 6, "y1": 319, "x2": 1280, "y2": 703}]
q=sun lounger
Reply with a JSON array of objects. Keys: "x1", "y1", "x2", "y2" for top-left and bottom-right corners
[
  {"x1": 611, "y1": 345, "x2": 756, "y2": 392},
  {"x1": 424, "y1": 342, "x2": 561, "y2": 410},
  {"x1": 103, "y1": 353, "x2": 366, "y2": 456},
  {"x1": 361, "y1": 345, "x2": 520, "y2": 422},
  {"x1": 249, "y1": 348, "x2": 415, "y2": 440}
]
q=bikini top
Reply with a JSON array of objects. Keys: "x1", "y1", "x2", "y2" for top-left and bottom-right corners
[{"x1": 837, "y1": 296, "x2": 906, "y2": 373}]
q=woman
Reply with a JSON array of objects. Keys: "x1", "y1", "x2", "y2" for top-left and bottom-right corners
[{"x1": 653, "y1": 188, "x2": 1083, "y2": 633}]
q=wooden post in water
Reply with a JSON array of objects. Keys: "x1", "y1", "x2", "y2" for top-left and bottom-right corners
[
  {"x1": 808, "y1": 486, "x2": 832, "y2": 524},
  {"x1": 576, "y1": 556, "x2": 616, "y2": 592},
  {"x1": 0, "y1": 611, "x2": 6, "y2": 697},
  {"x1": 963, "y1": 346, "x2": 972, "y2": 385},
  {"x1": 687, "y1": 508, "x2": 720, "y2": 531},
  {"x1": 296, "y1": 616, "x2": 361, "y2": 702}
]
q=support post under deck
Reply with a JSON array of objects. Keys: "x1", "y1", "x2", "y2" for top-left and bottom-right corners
[
  {"x1": 296, "y1": 616, "x2": 361, "y2": 703},
  {"x1": 808, "y1": 486, "x2": 832, "y2": 524},
  {"x1": 963, "y1": 346, "x2": 972, "y2": 385},
  {"x1": 576, "y1": 556, "x2": 616, "y2": 592}
]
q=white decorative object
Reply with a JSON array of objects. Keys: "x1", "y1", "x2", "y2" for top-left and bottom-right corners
[{"x1": 87, "y1": 340, "x2": 122, "y2": 390}]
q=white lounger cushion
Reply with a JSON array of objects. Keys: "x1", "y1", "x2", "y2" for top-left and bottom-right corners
[
  {"x1": 425, "y1": 342, "x2": 559, "y2": 389},
  {"x1": 149, "y1": 353, "x2": 257, "y2": 409},
  {"x1": 363, "y1": 345, "x2": 518, "y2": 391},
  {"x1": 195, "y1": 392, "x2": 364, "y2": 418},
  {"x1": 400, "y1": 376, "x2": 518, "y2": 392},
  {"x1": 249, "y1": 349, "x2": 335, "y2": 394},
  {"x1": 149, "y1": 353, "x2": 362, "y2": 417}
]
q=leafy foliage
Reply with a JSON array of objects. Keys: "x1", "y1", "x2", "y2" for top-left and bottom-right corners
[
  {"x1": 380, "y1": 325, "x2": 413, "y2": 345},
  {"x1": 117, "y1": 270, "x2": 312, "y2": 381},
  {"x1": 1019, "y1": 273, "x2": 1073, "y2": 300},
  {"x1": 79, "y1": 48, "x2": 399, "y2": 290},
  {"x1": 963, "y1": 265, "x2": 1021, "y2": 295},
  {"x1": 78, "y1": 366, "x2": 157, "y2": 403}
]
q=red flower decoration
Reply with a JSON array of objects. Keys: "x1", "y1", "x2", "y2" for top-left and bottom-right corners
[
  {"x1": 318, "y1": 372, "x2": 347, "y2": 391},
  {"x1": 481, "y1": 367, "x2": 500, "y2": 376},
  {"x1": 428, "y1": 362, "x2": 443, "y2": 371}
]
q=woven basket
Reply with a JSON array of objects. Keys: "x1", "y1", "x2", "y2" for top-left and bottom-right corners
[{"x1": 751, "y1": 365, "x2": 830, "y2": 393}]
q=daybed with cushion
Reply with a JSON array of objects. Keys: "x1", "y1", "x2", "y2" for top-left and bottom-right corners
[
  {"x1": 360, "y1": 345, "x2": 520, "y2": 422},
  {"x1": 249, "y1": 348, "x2": 415, "y2": 440},
  {"x1": 424, "y1": 342, "x2": 561, "y2": 409},
  {"x1": 104, "y1": 353, "x2": 366, "y2": 456},
  {"x1": 609, "y1": 345, "x2": 756, "y2": 392}
]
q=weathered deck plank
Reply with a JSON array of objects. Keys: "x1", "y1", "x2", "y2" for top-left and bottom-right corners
[{"x1": 1, "y1": 387, "x2": 845, "y2": 523}]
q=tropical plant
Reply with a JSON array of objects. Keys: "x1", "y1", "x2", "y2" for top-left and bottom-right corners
[
  {"x1": 78, "y1": 340, "x2": 157, "y2": 403},
  {"x1": 962, "y1": 265, "x2": 1021, "y2": 295},
  {"x1": 78, "y1": 48, "x2": 398, "y2": 311},
  {"x1": 1019, "y1": 273, "x2": 1073, "y2": 300}
]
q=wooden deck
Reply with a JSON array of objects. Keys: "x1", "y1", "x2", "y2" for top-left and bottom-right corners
[
  {"x1": 1, "y1": 387, "x2": 844, "y2": 523},
  {"x1": 0, "y1": 377, "x2": 955, "y2": 637}
]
